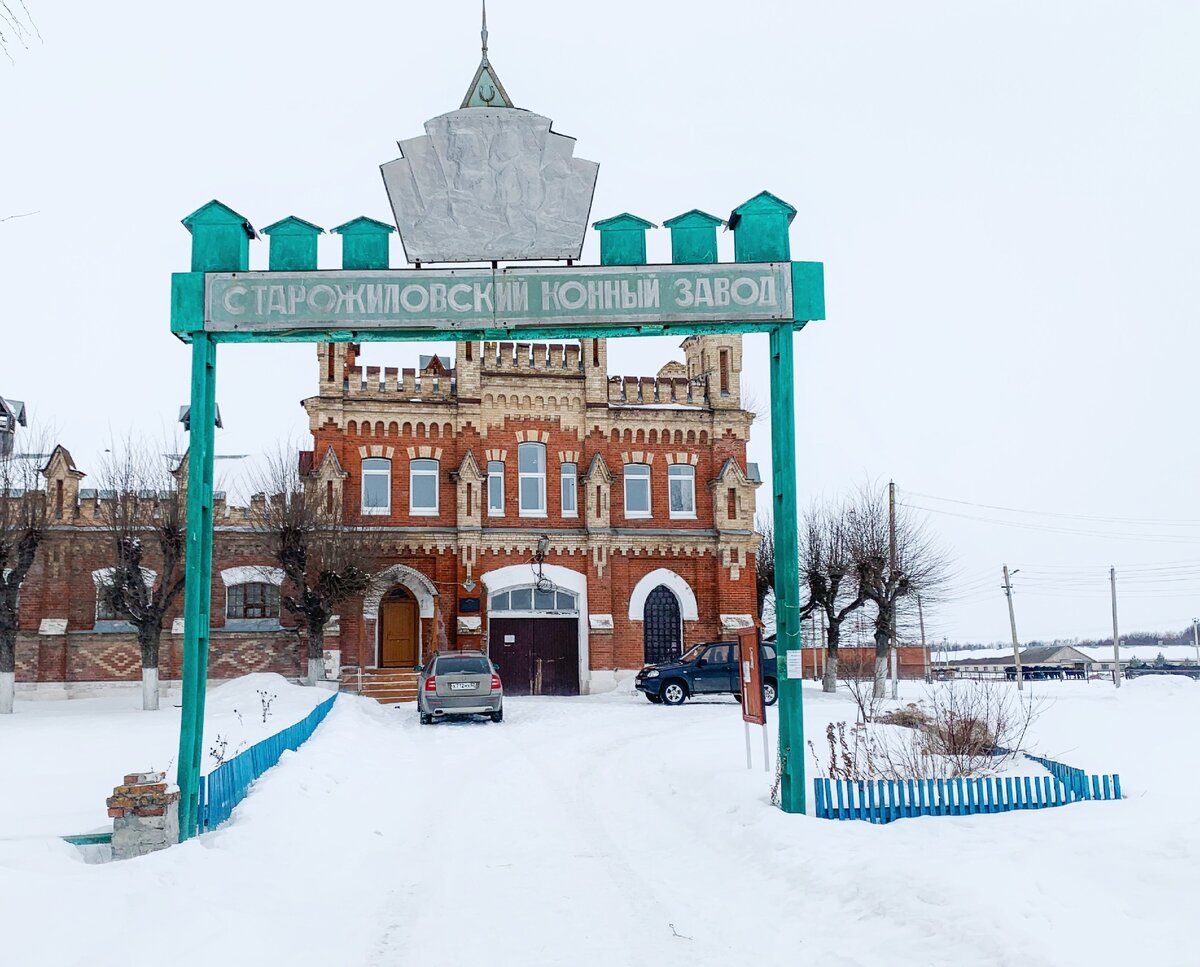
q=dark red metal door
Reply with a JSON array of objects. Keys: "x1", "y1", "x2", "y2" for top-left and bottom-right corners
[{"x1": 488, "y1": 617, "x2": 579, "y2": 696}]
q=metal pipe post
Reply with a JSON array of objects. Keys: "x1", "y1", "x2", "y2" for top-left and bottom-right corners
[
  {"x1": 176, "y1": 333, "x2": 217, "y2": 841},
  {"x1": 770, "y1": 323, "x2": 805, "y2": 813}
]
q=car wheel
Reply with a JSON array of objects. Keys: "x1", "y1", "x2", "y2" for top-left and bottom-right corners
[
  {"x1": 490, "y1": 709, "x2": 503, "y2": 723},
  {"x1": 763, "y1": 679, "x2": 778, "y2": 706},
  {"x1": 645, "y1": 693, "x2": 663, "y2": 704},
  {"x1": 419, "y1": 712, "x2": 432, "y2": 725},
  {"x1": 660, "y1": 680, "x2": 688, "y2": 706}
]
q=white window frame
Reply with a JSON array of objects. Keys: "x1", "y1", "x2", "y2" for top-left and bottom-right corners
[
  {"x1": 623, "y1": 463, "x2": 652, "y2": 519},
  {"x1": 487, "y1": 461, "x2": 505, "y2": 517},
  {"x1": 361, "y1": 457, "x2": 391, "y2": 516},
  {"x1": 518, "y1": 442, "x2": 547, "y2": 518},
  {"x1": 409, "y1": 458, "x2": 439, "y2": 516},
  {"x1": 560, "y1": 462, "x2": 578, "y2": 517},
  {"x1": 668, "y1": 464, "x2": 696, "y2": 519}
]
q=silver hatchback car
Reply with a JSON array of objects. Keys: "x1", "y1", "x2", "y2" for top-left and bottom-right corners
[{"x1": 418, "y1": 650, "x2": 504, "y2": 724}]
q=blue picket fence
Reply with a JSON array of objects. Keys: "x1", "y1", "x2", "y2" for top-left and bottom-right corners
[
  {"x1": 197, "y1": 693, "x2": 338, "y2": 833},
  {"x1": 813, "y1": 763, "x2": 1121, "y2": 825}
]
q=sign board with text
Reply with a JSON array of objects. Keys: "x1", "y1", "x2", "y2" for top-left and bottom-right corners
[{"x1": 203, "y1": 263, "x2": 793, "y2": 333}]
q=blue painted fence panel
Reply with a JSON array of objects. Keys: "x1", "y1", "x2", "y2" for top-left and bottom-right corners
[
  {"x1": 197, "y1": 693, "x2": 337, "y2": 833},
  {"x1": 812, "y1": 752, "x2": 1121, "y2": 825}
]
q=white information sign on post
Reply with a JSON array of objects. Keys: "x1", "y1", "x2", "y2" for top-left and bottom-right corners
[{"x1": 786, "y1": 650, "x2": 804, "y2": 680}]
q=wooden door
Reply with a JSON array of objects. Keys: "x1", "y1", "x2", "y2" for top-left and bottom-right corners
[
  {"x1": 488, "y1": 617, "x2": 580, "y2": 696},
  {"x1": 380, "y1": 599, "x2": 417, "y2": 667}
]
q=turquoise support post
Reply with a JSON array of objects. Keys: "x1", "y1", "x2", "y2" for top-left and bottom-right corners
[
  {"x1": 592, "y1": 213, "x2": 656, "y2": 265},
  {"x1": 731, "y1": 189, "x2": 805, "y2": 813},
  {"x1": 176, "y1": 199, "x2": 250, "y2": 841}
]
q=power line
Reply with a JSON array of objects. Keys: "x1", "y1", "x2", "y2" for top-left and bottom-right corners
[{"x1": 906, "y1": 489, "x2": 1200, "y2": 526}]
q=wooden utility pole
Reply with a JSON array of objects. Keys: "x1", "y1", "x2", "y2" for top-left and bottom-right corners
[
  {"x1": 888, "y1": 480, "x2": 898, "y2": 699},
  {"x1": 1002, "y1": 565, "x2": 1023, "y2": 690},
  {"x1": 1110, "y1": 567, "x2": 1122, "y2": 688},
  {"x1": 917, "y1": 592, "x2": 929, "y2": 682}
]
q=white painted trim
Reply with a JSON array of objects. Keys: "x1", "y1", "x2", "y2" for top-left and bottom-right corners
[
  {"x1": 628, "y1": 568, "x2": 699, "y2": 621},
  {"x1": 91, "y1": 566, "x2": 157, "y2": 587},
  {"x1": 363, "y1": 564, "x2": 437, "y2": 619},
  {"x1": 480, "y1": 563, "x2": 589, "y2": 690},
  {"x1": 219, "y1": 565, "x2": 284, "y2": 587}
]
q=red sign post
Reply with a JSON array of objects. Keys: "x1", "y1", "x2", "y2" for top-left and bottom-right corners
[{"x1": 737, "y1": 627, "x2": 770, "y2": 771}]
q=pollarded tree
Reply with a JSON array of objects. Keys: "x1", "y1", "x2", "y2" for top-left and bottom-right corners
[
  {"x1": 850, "y1": 483, "x2": 948, "y2": 698},
  {"x1": 257, "y1": 446, "x2": 375, "y2": 685},
  {"x1": 799, "y1": 500, "x2": 869, "y2": 693},
  {"x1": 97, "y1": 442, "x2": 187, "y2": 711},
  {"x1": 0, "y1": 441, "x2": 48, "y2": 714}
]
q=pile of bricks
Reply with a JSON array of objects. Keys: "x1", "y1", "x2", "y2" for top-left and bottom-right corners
[{"x1": 106, "y1": 772, "x2": 180, "y2": 859}]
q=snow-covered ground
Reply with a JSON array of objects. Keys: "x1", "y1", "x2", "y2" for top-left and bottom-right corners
[
  {"x1": 0, "y1": 676, "x2": 1196, "y2": 966},
  {"x1": 0, "y1": 674, "x2": 331, "y2": 838}
]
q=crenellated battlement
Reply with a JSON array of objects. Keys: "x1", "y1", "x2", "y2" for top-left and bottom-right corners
[
  {"x1": 344, "y1": 366, "x2": 457, "y2": 401},
  {"x1": 607, "y1": 375, "x2": 706, "y2": 407},
  {"x1": 480, "y1": 341, "x2": 585, "y2": 375}
]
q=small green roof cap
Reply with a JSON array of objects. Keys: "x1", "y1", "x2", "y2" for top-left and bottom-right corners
[
  {"x1": 727, "y1": 191, "x2": 797, "y2": 229},
  {"x1": 181, "y1": 199, "x2": 257, "y2": 239},
  {"x1": 592, "y1": 213, "x2": 657, "y2": 231},
  {"x1": 261, "y1": 216, "x2": 325, "y2": 236},
  {"x1": 663, "y1": 209, "x2": 726, "y2": 229},
  {"x1": 332, "y1": 216, "x2": 396, "y2": 236}
]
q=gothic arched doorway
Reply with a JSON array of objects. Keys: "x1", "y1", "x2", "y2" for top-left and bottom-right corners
[
  {"x1": 379, "y1": 586, "x2": 419, "y2": 668},
  {"x1": 643, "y1": 585, "x2": 682, "y2": 665}
]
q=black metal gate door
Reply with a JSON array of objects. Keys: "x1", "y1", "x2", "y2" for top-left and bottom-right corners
[{"x1": 643, "y1": 586, "x2": 682, "y2": 665}]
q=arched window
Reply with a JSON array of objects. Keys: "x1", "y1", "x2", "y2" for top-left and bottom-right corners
[
  {"x1": 227, "y1": 582, "x2": 280, "y2": 620},
  {"x1": 361, "y1": 458, "x2": 391, "y2": 515},
  {"x1": 623, "y1": 464, "x2": 651, "y2": 519},
  {"x1": 488, "y1": 460, "x2": 505, "y2": 516},
  {"x1": 668, "y1": 465, "x2": 696, "y2": 519},
  {"x1": 409, "y1": 458, "x2": 439, "y2": 515},
  {"x1": 518, "y1": 442, "x2": 546, "y2": 517},
  {"x1": 489, "y1": 586, "x2": 578, "y2": 614}
]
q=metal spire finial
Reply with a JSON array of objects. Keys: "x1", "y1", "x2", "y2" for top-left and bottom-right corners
[{"x1": 481, "y1": 0, "x2": 489, "y2": 61}]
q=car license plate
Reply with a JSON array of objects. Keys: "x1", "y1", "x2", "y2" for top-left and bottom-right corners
[{"x1": 449, "y1": 682, "x2": 477, "y2": 691}]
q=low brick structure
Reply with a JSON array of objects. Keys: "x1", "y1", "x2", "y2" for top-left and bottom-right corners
[{"x1": 107, "y1": 772, "x2": 179, "y2": 859}]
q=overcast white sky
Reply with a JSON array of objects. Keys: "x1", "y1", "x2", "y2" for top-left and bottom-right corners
[{"x1": 2, "y1": 1, "x2": 1198, "y2": 646}]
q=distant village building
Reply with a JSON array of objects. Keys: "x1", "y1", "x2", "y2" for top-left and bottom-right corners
[
  {"x1": 0, "y1": 397, "x2": 26, "y2": 458},
  {"x1": 5, "y1": 333, "x2": 762, "y2": 698}
]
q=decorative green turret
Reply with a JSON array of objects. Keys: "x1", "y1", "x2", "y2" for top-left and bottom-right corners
[
  {"x1": 592, "y1": 213, "x2": 656, "y2": 266},
  {"x1": 181, "y1": 200, "x2": 255, "y2": 273},
  {"x1": 728, "y1": 191, "x2": 796, "y2": 263},
  {"x1": 261, "y1": 216, "x2": 324, "y2": 271},
  {"x1": 663, "y1": 209, "x2": 725, "y2": 265},
  {"x1": 332, "y1": 216, "x2": 395, "y2": 270}
]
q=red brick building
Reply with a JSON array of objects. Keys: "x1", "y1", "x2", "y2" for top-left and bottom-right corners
[{"x1": 8, "y1": 334, "x2": 763, "y2": 696}]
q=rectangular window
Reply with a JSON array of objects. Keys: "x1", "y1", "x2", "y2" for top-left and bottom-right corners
[
  {"x1": 561, "y1": 462, "x2": 577, "y2": 516},
  {"x1": 466, "y1": 483, "x2": 474, "y2": 516},
  {"x1": 719, "y1": 348, "x2": 730, "y2": 394},
  {"x1": 624, "y1": 464, "x2": 651, "y2": 519},
  {"x1": 488, "y1": 461, "x2": 505, "y2": 516},
  {"x1": 95, "y1": 583, "x2": 118, "y2": 621},
  {"x1": 727, "y1": 487, "x2": 737, "y2": 520},
  {"x1": 668, "y1": 465, "x2": 696, "y2": 519},
  {"x1": 227, "y1": 583, "x2": 281, "y2": 620},
  {"x1": 518, "y1": 443, "x2": 546, "y2": 516},
  {"x1": 410, "y1": 458, "x2": 439, "y2": 515},
  {"x1": 361, "y1": 458, "x2": 391, "y2": 515},
  {"x1": 326, "y1": 480, "x2": 334, "y2": 514},
  {"x1": 54, "y1": 479, "x2": 63, "y2": 519}
]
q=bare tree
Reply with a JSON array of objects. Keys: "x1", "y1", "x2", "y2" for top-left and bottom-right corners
[
  {"x1": 850, "y1": 483, "x2": 948, "y2": 698},
  {"x1": 0, "y1": 2, "x2": 40, "y2": 63},
  {"x1": 0, "y1": 440, "x2": 48, "y2": 714},
  {"x1": 799, "y1": 500, "x2": 869, "y2": 693},
  {"x1": 754, "y1": 513, "x2": 775, "y2": 623},
  {"x1": 257, "y1": 447, "x2": 374, "y2": 685},
  {"x1": 96, "y1": 441, "x2": 187, "y2": 711}
]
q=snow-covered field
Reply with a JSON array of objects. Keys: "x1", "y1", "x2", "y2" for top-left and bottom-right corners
[{"x1": 0, "y1": 676, "x2": 1196, "y2": 966}]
